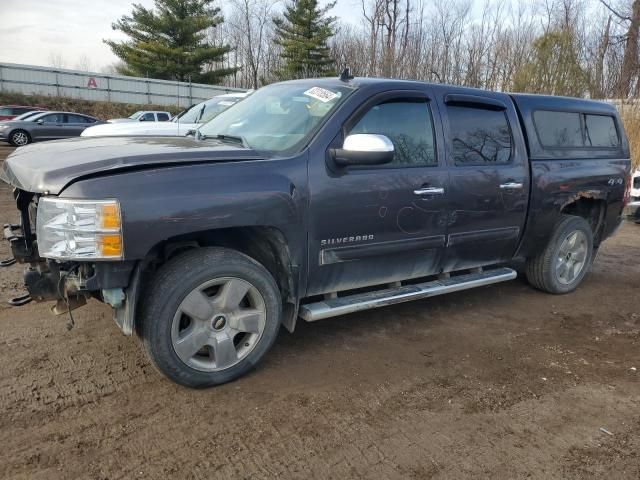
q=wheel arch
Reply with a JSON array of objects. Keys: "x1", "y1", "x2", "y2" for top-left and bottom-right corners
[
  {"x1": 560, "y1": 196, "x2": 607, "y2": 246},
  {"x1": 138, "y1": 226, "x2": 300, "y2": 332}
]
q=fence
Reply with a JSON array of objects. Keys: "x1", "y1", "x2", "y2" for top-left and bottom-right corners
[{"x1": 0, "y1": 62, "x2": 247, "y2": 108}]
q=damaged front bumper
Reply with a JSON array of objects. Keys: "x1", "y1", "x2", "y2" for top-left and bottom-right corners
[{"x1": 3, "y1": 196, "x2": 141, "y2": 334}]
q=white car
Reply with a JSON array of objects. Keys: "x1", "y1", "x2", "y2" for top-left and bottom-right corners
[
  {"x1": 627, "y1": 168, "x2": 640, "y2": 223},
  {"x1": 82, "y1": 92, "x2": 250, "y2": 138},
  {"x1": 108, "y1": 110, "x2": 172, "y2": 123}
]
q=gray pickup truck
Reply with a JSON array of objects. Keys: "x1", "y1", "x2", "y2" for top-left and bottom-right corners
[{"x1": 1, "y1": 75, "x2": 632, "y2": 388}]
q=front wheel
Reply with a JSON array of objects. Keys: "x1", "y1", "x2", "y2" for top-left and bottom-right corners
[
  {"x1": 139, "y1": 247, "x2": 282, "y2": 388},
  {"x1": 9, "y1": 129, "x2": 30, "y2": 146},
  {"x1": 526, "y1": 215, "x2": 594, "y2": 294}
]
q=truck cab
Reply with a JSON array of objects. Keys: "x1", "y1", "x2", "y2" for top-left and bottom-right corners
[{"x1": 1, "y1": 76, "x2": 632, "y2": 388}]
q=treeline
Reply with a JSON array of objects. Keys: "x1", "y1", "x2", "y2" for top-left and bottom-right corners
[{"x1": 105, "y1": 0, "x2": 640, "y2": 99}]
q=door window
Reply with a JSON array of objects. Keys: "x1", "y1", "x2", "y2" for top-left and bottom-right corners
[
  {"x1": 157, "y1": 112, "x2": 170, "y2": 121},
  {"x1": 141, "y1": 112, "x2": 155, "y2": 121},
  {"x1": 447, "y1": 106, "x2": 512, "y2": 165},
  {"x1": 348, "y1": 98, "x2": 437, "y2": 167},
  {"x1": 65, "y1": 114, "x2": 84, "y2": 123},
  {"x1": 40, "y1": 113, "x2": 64, "y2": 123}
]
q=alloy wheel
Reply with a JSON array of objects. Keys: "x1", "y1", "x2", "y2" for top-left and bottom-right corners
[
  {"x1": 555, "y1": 230, "x2": 588, "y2": 285},
  {"x1": 11, "y1": 131, "x2": 29, "y2": 146},
  {"x1": 170, "y1": 277, "x2": 267, "y2": 372}
]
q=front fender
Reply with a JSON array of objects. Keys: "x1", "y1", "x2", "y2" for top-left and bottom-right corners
[{"x1": 59, "y1": 158, "x2": 308, "y2": 263}]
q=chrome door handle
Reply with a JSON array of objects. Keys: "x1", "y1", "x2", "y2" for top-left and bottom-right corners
[
  {"x1": 499, "y1": 182, "x2": 524, "y2": 190},
  {"x1": 414, "y1": 187, "x2": 445, "y2": 195}
]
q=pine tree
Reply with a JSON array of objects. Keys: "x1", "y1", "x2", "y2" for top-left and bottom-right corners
[
  {"x1": 273, "y1": 0, "x2": 336, "y2": 79},
  {"x1": 105, "y1": 0, "x2": 236, "y2": 84}
]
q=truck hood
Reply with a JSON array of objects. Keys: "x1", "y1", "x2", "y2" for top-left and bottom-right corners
[
  {"x1": 0, "y1": 136, "x2": 262, "y2": 194},
  {"x1": 81, "y1": 120, "x2": 196, "y2": 137}
]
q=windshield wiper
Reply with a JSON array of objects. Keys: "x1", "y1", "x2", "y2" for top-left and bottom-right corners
[{"x1": 201, "y1": 133, "x2": 249, "y2": 148}]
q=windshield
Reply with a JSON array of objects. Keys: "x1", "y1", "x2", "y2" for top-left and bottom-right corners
[
  {"x1": 128, "y1": 111, "x2": 143, "y2": 120},
  {"x1": 25, "y1": 112, "x2": 49, "y2": 122},
  {"x1": 176, "y1": 97, "x2": 242, "y2": 124},
  {"x1": 198, "y1": 83, "x2": 353, "y2": 154},
  {"x1": 10, "y1": 111, "x2": 42, "y2": 121}
]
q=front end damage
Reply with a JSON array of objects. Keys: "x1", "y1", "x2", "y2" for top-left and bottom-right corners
[{"x1": 3, "y1": 188, "x2": 140, "y2": 334}]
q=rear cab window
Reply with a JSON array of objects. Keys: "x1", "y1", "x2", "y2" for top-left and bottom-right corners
[
  {"x1": 585, "y1": 114, "x2": 618, "y2": 147},
  {"x1": 533, "y1": 110, "x2": 620, "y2": 149},
  {"x1": 511, "y1": 94, "x2": 626, "y2": 160}
]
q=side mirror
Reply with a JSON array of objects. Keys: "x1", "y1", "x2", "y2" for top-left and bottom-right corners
[
  {"x1": 186, "y1": 129, "x2": 197, "y2": 137},
  {"x1": 37, "y1": 119, "x2": 44, "y2": 125},
  {"x1": 331, "y1": 134, "x2": 394, "y2": 167},
  {"x1": 139, "y1": 117, "x2": 146, "y2": 122}
]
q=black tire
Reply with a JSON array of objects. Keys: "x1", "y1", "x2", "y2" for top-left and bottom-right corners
[
  {"x1": 526, "y1": 215, "x2": 594, "y2": 294},
  {"x1": 139, "y1": 247, "x2": 282, "y2": 388},
  {"x1": 8, "y1": 129, "x2": 31, "y2": 147}
]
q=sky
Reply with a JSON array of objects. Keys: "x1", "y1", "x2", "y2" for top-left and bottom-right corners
[{"x1": 0, "y1": 0, "x2": 360, "y2": 72}]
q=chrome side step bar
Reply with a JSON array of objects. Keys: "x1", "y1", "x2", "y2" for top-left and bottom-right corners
[{"x1": 299, "y1": 267, "x2": 517, "y2": 322}]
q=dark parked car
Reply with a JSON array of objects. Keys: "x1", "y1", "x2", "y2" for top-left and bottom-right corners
[
  {"x1": 1, "y1": 76, "x2": 632, "y2": 388},
  {"x1": 0, "y1": 111, "x2": 102, "y2": 146},
  {"x1": 0, "y1": 105, "x2": 45, "y2": 121}
]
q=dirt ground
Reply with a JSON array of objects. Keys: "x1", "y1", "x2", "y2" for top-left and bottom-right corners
[{"x1": 0, "y1": 144, "x2": 638, "y2": 479}]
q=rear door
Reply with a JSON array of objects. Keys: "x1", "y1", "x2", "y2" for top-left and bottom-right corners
[
  {"x1": 306, "y1": 89, "x2": 450, "y2": 296},
  {"x1": 437, "y1": 93, "x2": 529, "y2": 271},
  {"x1": 64, "y1": 114, "x2": 92, "y2": 137}
]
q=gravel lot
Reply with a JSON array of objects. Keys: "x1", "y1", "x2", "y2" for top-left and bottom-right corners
[{"x1": 0, "y1": 144, "x2": 639, "y2": 479}]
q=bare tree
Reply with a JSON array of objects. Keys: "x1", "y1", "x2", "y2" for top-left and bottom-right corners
[
  {"x1": 227, "y1": 0, "x2": 280, "y2": 89},
  {"x1": 75, "y1": 54, "x2": 93, "y2": 72},
  {"x1": 600, "y1": 0, "x2": 640, "y2": 97},
  {"x1": 48, "y1": 52, "x2": 67, "y2": 69}
]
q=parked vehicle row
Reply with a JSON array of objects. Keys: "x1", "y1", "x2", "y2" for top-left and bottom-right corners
[
  {"x1": 0, "y1": 92, "x2": 250, "y2": 146},
  {"x1": 81, "y1": 92, "x2": 250, "y2": 138},
  {"x1": 1, "y1": 74, "x2": 632, "y2": 388}
]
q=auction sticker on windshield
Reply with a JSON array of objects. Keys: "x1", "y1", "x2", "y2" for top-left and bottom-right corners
[{"x1": 304, "y1": 87, "x2": 339, "y2": 103}]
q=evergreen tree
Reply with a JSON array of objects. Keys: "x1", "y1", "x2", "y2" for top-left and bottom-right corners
[
  {"x1": 105, "y1": 0, "x2": 236, "y2": 84},
  {"x1": 273, "y1": 0, "x2": 336, "y2": 79}
]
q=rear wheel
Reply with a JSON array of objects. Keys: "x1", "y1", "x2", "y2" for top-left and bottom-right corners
[
  {"x1": 139, "y1": 247, "x2": 282, "y2": 388},
  {"x1": 9, "y1": 129, "x2": 30, "y2": 146},
  {"x1": 526, "y1": 215, "x2": 594, "y2": 294}
]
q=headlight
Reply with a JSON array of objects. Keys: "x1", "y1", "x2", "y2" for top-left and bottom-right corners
[{"x1": 36, "y1": 198, "x2": 123, "y2": 260}]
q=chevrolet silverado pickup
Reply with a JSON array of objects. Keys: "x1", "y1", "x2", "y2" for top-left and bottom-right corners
[{"x1": 1, "y1": 76, "x2": 632, "y2": 388}]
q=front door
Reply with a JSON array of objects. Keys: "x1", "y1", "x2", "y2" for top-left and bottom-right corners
[
  {"x1": 437, "y1": 93, "x2": 530, "y2": 271},
  {"x1": 34, "y1": 113, "x2": 66, "y2": 140},
  {"x1": 306, "y1": 90, "x2": 450, "y2": 296}
]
